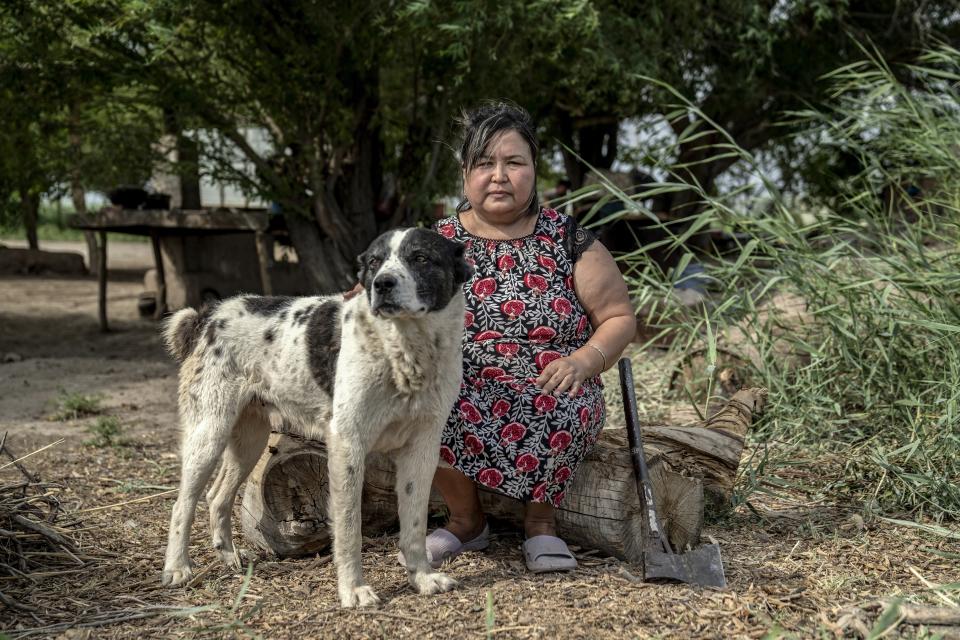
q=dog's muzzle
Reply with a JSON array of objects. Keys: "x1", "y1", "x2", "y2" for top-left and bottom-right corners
[
  {"x1": 371, "y1": 273, "x2": 412, "y2": 317},
  {"x1": 370, "y1": 272, "x2": 426, "y2": 318}
]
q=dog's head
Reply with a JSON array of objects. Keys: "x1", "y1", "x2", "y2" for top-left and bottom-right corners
[{"x1": 357, "y1": 228, "x2": 472, "y2": 318}]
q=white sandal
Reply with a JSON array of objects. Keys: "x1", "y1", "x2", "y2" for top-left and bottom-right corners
[{"x1": 398, "y1": 524, "x2": 490, "y2": 569}]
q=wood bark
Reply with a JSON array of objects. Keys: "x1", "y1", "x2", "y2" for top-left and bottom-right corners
[
  {"x1": 19, "y1": 188, "x2": 39, "y2": 251},
  {"x1": 241, "y1": 388, "x2": 766, "y2": 563}
]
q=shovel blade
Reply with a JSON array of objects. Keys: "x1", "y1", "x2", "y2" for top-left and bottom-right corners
[{"x1": 644, "y1": 544, "x2": 726, "y2": 588}]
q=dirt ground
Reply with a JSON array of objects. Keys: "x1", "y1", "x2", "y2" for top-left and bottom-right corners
[{"x1": 1, "y1": 241, "x2": 958, "y2": 639}]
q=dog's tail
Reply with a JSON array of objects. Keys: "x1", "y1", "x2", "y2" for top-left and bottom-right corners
[{"x1": 162, "y1": 308, "x2": 202, "y2": 362}]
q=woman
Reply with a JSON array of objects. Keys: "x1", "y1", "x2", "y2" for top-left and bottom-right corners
[{"x1": 420, "y1": 102, "x2": 636, "y2": 573}]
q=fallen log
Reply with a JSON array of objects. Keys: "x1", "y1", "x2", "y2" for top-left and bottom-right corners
[{"x1": 241, "y1": 387, "x2": 766, "y2": 563}]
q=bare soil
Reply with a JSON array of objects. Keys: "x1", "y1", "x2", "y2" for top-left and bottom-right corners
[{"x1": 1, "y1": 242, "x2": 958, "y2": 639}]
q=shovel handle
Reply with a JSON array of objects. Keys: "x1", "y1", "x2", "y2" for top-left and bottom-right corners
[{"x1": 618, "y1": 357, "x2": 673, "y2": 555}]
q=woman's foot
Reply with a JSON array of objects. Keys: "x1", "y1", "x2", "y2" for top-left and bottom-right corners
[
  {"x1": 523, "y1": 535, "x2": 577, "y2": 573},
  {"x1": 522, "y1": 501, "x2": 576, "y2": 572},
  {"x1": 445, "y1": 514, "x2": 487, "y2": 544},
  {"x1": 524, "y1": 501, "x2": 557, "y2": 538},
  {"x1": 398, "y1": 522, "x2": 490, "y2": 569}
]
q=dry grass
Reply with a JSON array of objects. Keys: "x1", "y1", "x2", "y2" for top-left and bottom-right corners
[{"x1": 1, "y1": 389, "x2": 958, "y2": 639}]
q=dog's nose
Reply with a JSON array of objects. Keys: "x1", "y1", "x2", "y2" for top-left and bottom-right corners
[{"x1": 373, "y1": 274, "x2": 397, "y2": 293}]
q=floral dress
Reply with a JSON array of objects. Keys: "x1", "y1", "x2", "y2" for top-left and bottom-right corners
[{"x1": 436, "y1": 208, "x2": 606, "y2": 507}]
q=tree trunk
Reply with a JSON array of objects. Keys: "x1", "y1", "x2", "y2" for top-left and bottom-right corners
[
  {"x1": 283, "y1": 213, "x2": 357, "y2": 294},
  {"x1": 276, "y1": 56, "x2": 383, "y2": 293},
  {"x1": 68, "y1": 103, "x2": 97, "y2": 275},
  {"x1": 20, "y1": 188, "x2": 39, "y2": 250},
  {"x1": 241, "y1": 388, "x2": 766, "y2": 563},
  {"x1": 177, "y1": 132, "x2": 202, "y2": 210},
  {"x1": 558, "y1": 115, "x2": 620, "y2": 190}
]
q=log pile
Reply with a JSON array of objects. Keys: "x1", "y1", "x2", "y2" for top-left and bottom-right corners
[{"x1": 241, "y1": 388, "x2": 767, "y2": 563}]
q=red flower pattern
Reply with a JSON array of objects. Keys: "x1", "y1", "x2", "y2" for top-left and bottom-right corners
[
  {"x1": 579, "y1": 407, "x2": 591, "y2": 428},
  {"x1": 440, "y1": 445, "x2": 456, "y2": 466},
  {"x1": 537, "y1": 255, "x2": 557, "y2": 273},
  {"x1": 501, "y1": 299, "x2": 525, "y2": 318},
  {"x1": 576, "y1": 316, "x2": 588, "y2": 336},
  {"x1": 528, "y1": 326, "x2": 557, "y2": 344},
  {"x1": 515, "y1": 453, "x2": 540, "y2": 473},
  {"x1": 496, "y1": 343, "x2": 519, "y2": 358},
  {"x1": 492, "y1": 399, "x2": 512, "y2": 418},
  {"x1": 472, "y1": 277, "x2": 496, "y2": 299},
  {"x1": 436, "y1": 209, "x2": 605, "y2": 508},
  {"x1": 523, "y1": 273, "x2": 548, "y2": 293},
  {"x1": 500, "y1": 421, "x2": 525, "y2": 442},
  {"x1": 534, "y1": 394, "x2": 557, "y2": 413},
  {"x1": 532, "y1": 482, "x2": 548, "y2": 502},
  {"x1": 478, "y1": 468, "x2": 504, "y2": 488},
  {"x1": 551, "y1": 297, "x2": 572, "y2": 317},
  {"x1": 459, "y1": 400, "x2": 481, "y2": 424},
  {"x1": 549, "y1": 430, "x2": 573, "y2": 451},
  {"x1": 535, "y1": 350, "x2": 562, "y2": 371},
  {"x1": 464, "y1": 433, "x2": 484, "y2": 455},
  {"x1": 480, "y1": 366, "x2": 506, "y2": 379}
]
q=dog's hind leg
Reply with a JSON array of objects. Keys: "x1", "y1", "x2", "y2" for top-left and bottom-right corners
[
  {"x1": 207, "y1": 404, "x2": 269, "y2": 570},
  {"x1": 162, "y1": 408, "x2": 237, "y2": 587},
  {"x1": 327, "y1": 428, "x2": 380, "y2": 608},
  {"x1": 393, "y1": 430, "x2": 458, "y2": 596}
]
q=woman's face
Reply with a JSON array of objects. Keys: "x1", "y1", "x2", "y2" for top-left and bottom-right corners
[{"x1": 463, "y1": 129, "x2": 535, "y2": 220}]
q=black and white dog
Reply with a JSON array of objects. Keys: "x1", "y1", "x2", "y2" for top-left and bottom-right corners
[{"x1": 160, "y1": 228, "x2": 470, "y2": 607}]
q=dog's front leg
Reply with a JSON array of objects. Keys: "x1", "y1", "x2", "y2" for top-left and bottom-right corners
[
  {"x1": 327, "y1": 430, "x2": 380, "y2": 608},
  {"x1": 394, "y1": 430, "x2": 458, "y2": 596}
]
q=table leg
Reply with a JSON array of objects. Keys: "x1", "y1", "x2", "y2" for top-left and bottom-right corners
[
  {"x1": 151, "y1": 232, "x2": 168, "y2": 318},
  {"x1": 97, "y1": 231, "x2": 108, "y2": 332}
]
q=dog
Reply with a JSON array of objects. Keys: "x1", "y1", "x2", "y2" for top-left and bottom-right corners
[{"x1": 160, "y1": 227, "x2": 470, "y2": 607}]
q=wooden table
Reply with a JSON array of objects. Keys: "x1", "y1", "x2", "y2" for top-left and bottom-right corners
[{"x1": 69, "y1": 207, "x2": 277, "y2": 331}]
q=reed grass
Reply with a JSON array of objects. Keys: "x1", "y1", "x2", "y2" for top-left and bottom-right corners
[{"x1": 581, "y1": 44, "x2": 960, "y2": 522}]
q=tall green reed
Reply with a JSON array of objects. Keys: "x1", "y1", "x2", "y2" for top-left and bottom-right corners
[{"x1": 580, "y1": 44, "x2": 960, "y2": 521}]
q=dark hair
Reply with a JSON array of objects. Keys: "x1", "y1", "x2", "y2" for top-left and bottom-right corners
[{"x1": 456, "y1": 101, "x2": 539, "y2": 215}]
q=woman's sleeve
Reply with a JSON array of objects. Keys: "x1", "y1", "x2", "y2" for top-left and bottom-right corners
[{"x1": 564, "y1": 216, "x2": 598, "y2": 263}]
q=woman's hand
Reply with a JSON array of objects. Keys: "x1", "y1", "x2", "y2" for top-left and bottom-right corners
[{"x1": 535, "y1": 350, "x2": 601, "y2": 397}]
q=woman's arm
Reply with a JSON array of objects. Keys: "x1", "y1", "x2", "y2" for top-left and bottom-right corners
[{"x1": 536, "y1": 241, "x2": 636, "y2": 396}]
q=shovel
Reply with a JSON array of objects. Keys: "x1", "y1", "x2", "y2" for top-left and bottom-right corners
[{"x1": 618, "y1": 357, "x2": 727, "y2": 588}]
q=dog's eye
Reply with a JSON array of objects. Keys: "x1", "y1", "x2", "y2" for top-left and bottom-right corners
[
  {"x1": 414, "y1": 254, "x2": 430, "y2": 264},
  {"x1": 367, "y1": 257, "x2": 382, "y2": 269}
]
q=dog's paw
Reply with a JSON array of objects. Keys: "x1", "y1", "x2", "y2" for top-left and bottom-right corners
[
  {"x1": 217, "y1": 547, "x2": 249, "y2": 571},
  {"x1": 161, "y1": 564, "x2": 193, "y2": 587},
  {"x1": 339, "y1": 585, "x2": 381, "y2": 608},
  {"x1": 412, "y1": 571, "x2": 458, "y2": 595}
]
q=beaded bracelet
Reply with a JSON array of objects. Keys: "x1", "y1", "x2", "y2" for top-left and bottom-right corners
[{"x1": 586, "y1": 342, "x2": 607, "y2": 372}]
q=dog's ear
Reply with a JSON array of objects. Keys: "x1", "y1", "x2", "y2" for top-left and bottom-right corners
[{"x1": 451, "y1": 244, "x2": 473, "y2": 286}]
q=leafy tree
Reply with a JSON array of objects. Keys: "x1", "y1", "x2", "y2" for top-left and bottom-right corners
[
  {"x1": 77, "y1": 0, "x2": 601, "y2": 290},
  {"x1": 545, "y1": 0, "x2": 960, "y2": 213},
  {"x1": 0, "y1": 1, "x2": 161, "y2": 246},
  {"x1": 7, "y1": 0, "x2": 954, "y2": 278}
]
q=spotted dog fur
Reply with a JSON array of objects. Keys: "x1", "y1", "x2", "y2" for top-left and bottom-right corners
[{"x1": 160, "y1": 228, "x2": 470, "y2": 608}]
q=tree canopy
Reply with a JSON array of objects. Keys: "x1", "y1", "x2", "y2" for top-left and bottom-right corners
[{"x1": 1, "y1": 0, "x2": 955, "y2": 282}]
